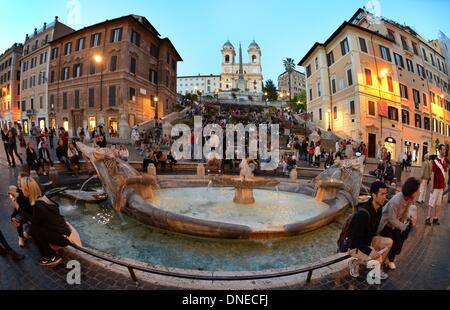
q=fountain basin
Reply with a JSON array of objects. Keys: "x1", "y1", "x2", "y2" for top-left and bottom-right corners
[{"x1": 121, "y1": 177, "x2": 350, "y2": 239}]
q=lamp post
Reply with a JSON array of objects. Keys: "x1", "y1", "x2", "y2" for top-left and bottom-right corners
[
  {"x1": 327, "y1": 108, "x2": 331, "y2": 131},
  {"x1": 154, "y1": 96, "x2": 159, "y2": 120},
  {"x1": 94, "y1": 55, "x2": 103, "y2": 111}
]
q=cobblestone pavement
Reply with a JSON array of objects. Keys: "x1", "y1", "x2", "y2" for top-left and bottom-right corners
[{"x1": 0, "y1": 162, "x2": 448, "y2": 290}]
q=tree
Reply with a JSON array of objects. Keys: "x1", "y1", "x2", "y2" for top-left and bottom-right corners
[
  {"x1": 283, "y1": 57, "x2": 296, "y2": 101},
  {"x1": 262, "y1": 80, "x2": 278, "y2": 101},
  {"x1": 290, "y1": 90, "x2": 307, "y2": 112},
  {"x1": 184, "y1": 93, "x2": 198, "y2": 102}
]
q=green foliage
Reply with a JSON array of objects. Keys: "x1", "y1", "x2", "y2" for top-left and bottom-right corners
[{"x1": 262, "y1": 80, "x2": 278, "y2": 101}]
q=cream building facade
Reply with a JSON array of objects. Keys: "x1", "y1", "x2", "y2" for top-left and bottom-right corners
[{"x1": 299, "y1": 8, "x2": 450, "y2": 164}]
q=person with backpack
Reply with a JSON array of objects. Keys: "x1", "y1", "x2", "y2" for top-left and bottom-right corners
[
  {"x1": 347, "y1": 181, "x2": 393, "y2": 279},
  {"x1": 377, "y1": 177, "x2": 419, "y2": 270}
]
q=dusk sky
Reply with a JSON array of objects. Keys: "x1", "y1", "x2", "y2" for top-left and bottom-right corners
[{"x1": 1, "y1": 0, "x2": 449, "y2": 83}]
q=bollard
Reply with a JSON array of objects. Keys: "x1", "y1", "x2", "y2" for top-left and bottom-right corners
[
  {"x1": 197, "y1": 163, "x2": 206, "y2": 178},
  {"x1": 290, "y1": 168, "x2": 298, "y2": 180},
  {"x1": 147, "y1": 164, "x2": 156, "y2": 176},
  {"x1": 49, "y1": 167, "x2": 59, "y2": 187}
]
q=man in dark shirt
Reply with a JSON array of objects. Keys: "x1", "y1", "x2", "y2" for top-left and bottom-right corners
[{"x1": 348, "y1": 181, "x2": 393, "y2": 279}]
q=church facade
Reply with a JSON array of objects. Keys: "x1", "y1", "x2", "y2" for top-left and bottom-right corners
[{"x1": 220, "y1": 40, "x2": 263, "y2": 97}]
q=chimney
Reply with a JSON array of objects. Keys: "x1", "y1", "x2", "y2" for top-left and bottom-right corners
[
  {"x1": 34, "y1": 28, "x2": 37, "y2": 35},
  {"x1": 43, "y1": 22, "x2": 47, "y2": 30},
  {"x1": 55, "y1": 16, "x2": 59, "y2": 22}
]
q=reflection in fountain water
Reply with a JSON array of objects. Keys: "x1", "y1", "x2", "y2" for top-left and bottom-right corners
[{"x1": 56, "y1": 196, "x2": 350, "y2": 272}]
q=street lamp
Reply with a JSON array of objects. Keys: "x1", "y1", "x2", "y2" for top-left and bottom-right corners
[
  {"x1": 154, "y1": 96, "x2": 159, "y2": 119},
  {"x1": 327, "y1": 108, "x2": 331, "y2": 131}
]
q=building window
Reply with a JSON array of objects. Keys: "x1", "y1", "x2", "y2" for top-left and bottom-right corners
[
  {"x1": 387, "y1": 29, "x2": 396, "y2": 41},
  {"x1": 350, "y1": 100, "x2": 355, "y2": 115},
  {"x1": 30, "y1": 98, "x2": 34, "y2": 110},
  {"x1": 129, "y1": 87, "x2": 136, "y2": 101},
  {"x1": 21, "y1": 100, "x2": 25, "y2": 111},
  {"x1": 225, "y1": 55, "x2": 230, "y2": 63},
  {"x1": 423, "y1": 93, "x2": 427, "y2": 106},
  {"x1": 64, "y1": 42, "x2": 72, "y2": 55},
  {"x1": 74, "y1": 90, "x2": 80, "y2": 108},
  {"x1": 63, "y1": 92, "x2": 68, "y2": 110},
  {"x1": 412, "y1": 42, "x2": 418, "y2": 55},
  {"x1": 387, "y1": 76, "x2": 394, "y2": 92},
  {"x1": 317, "y1": 81, "x2": 321, "y2": 97},
  {"x1": 365, "y1": 68, "x2": 372, "y2": 86},
  {"x1": 76, "y1": 37, "x2": 85, "y2": 51},
  {"x1": 400, "y1": 84, "x2": 408, "y2": 99},
  {"x1": 110, "y1": 28, "x2": 122, "y2": 43},
  {"x1": 440, "y1": 121, "x2": 444, "y2": 135},
  {"x1": 131, "y1": 31, "x2": 141, "y2": 47},
  {"x1": 400, "y1": 36, "x2": 409, "y2": 51},
  {"x1": 130, "y1": 56, "x2": 136, "y2": 74},
  {"x1": 88, "y1": 88, "x2": 95, "y2": 107},
  {"x1": 91, "y1": 33, "x2": 101, "y2": 47},
  {"x1": 326, "y1": 51, "x2": 334, "y2": 66},
  {"x1": 306, "y1": 65, "x2": 311, "y2": 77},
  {"x1": 110, "y1": 55, "x2": 117, "y2": 72},
  {"x1": 73, "y1": 63, "x2": 82, "y2": 78},
  {"x1": 417, "y1": 64, "x2": 425, "y2": 78},
  {"x1": 149, "y1": 69, "x2": 158, "y2": 84},
  {"x1": 252, "y1": 55, "x2": 257, "y2": 63},
  {"x1": 402, "y1": 109, "x2": 409, "y2": 125},
  {"x1": 61, "y1": 67, "x2": 69, "y2": 80},
  {"x1": 309, "y1": 88, "x2": 312, "y2": 101},
  {"x1": 359, "y1": 37, "x2": 368, "y2": 53},
  {"x1": 89, "y1": 61, "x2": 96, "y2": 75},
  {"x1": 406, "y1": 59, "x2": 414, "y2": 72},
  {"x1": 50, "y1": 70, "x2": 55, "y2": 83},
  {"x1": 430, "y1": 54, "x2": 435, "y2": 66},
  {"x1": 109, "y1": 85, "x2": 116, "y2": 106},
  {"x1": 347, "y1": 69, "x2": 353, "y2": 86},
  {"x1": 50, "y1": 95, "x2": 55, "y2": 110},
  {"x1": 150, "y1": 44, "x2": 159, "y2": 58},
  {"x1": 340, "y1": 38, "x2": 349, "y2": 56},
  {"x1": 424, "y1": 117, "x2": 430, "y2": 130},
  {"x1": 422, "y1": 48, "x2": 428, "y2": 61},
  {"x1": 319, "y1": 108, "x2": 322, "y2": 120},
  {"x1": 50, "y1": 47, "x2": 58, "y2": 60},
  {"x1": 394, "y1": 53, "x2": 404, "y2": 68},
  {"x1": 388, "y1": 106, "x2": 398, "y2": 121},
  {"x1": 39, "y1": 95, "x2": 43, "y2": 109},
  {"x1": 314, "y1": 57, "x2": 319, "y2": 70},
  {"x1": 413, "y1": 89, "x2": 420, "y2": 108},
  {"x1": 432, "y1": 119, "x2": 437, "y2": 132},
  {"x1": 331, "y1": 78, "x2": 336, "y2": 93},
  {"x1": 333, "y1": 106, "x2": 337, "y2": 119},
  {"x1": 379, "y1": 45, "x2": 391, "y2": 61},
  {"x1": 415, "y1": 114, "x2": 421, "y2": 128}
]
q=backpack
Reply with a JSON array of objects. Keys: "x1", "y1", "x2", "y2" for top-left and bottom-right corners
[{"x1": 337, "y1": 207, "x2": 371, "y2": 253}]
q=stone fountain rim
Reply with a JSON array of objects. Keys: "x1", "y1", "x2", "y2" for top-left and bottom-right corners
[
  {"x1": 64, "y1": 243, "x2": 351, "y2": 289},
  {"x1": 122, "y1": 178, "x2": 350, "y2": 239}
]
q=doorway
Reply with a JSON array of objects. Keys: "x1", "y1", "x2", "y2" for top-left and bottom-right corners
[{"x1": 368, "y1": 133, "x2": 376, "y2": 158}]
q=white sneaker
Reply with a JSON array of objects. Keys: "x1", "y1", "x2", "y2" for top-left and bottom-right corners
[
  {"x1": 379, "y1": 270, "x2": 389, "y2": 280},
  {"x1": 348, "y1": 258, "x2": 360, "y2": 278},
  {"x1": 23, "y1": 230, "x2": 31, "y2": 239},
  {"x1": 18, "y1": 237, "x2": 26, "y2": 247},
  {"x1": 385, "y1": 261, "x2": 396, "y2": 270}
]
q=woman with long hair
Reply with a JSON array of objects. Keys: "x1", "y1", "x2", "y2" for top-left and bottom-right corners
[{"x1": 20, "y1": 176, "x2": 78, "y2": 267}]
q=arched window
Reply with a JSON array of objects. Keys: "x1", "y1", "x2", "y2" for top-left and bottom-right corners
[
  {"x1": 252, "y1": 55, "x2": 257, "y2": 63},
  {"x1": 225, "y1": 55, "x2": 230, "y2": 63}
]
